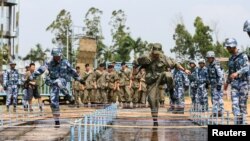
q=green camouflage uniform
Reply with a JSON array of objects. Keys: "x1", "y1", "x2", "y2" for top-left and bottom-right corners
[
  {"x1": 139, "y1": 69, "x2": 147, "y2": 105},
  {"x1": 137, "y1": 43, "x2": 180, "y2": 126},
  {"x1": 95, "y1": 69, "x2": 108, "y2": 104},
  {"x1": 106, "y1": 70, "x2": 119, "y2": 103},
  {"x1": 118, "y1": 68, "x2": 132, "y2": 104},
  {"x1": 73, "y1": 74, "x2": 84, "y2": 106},
  {"x1": 82, "y1": 70, "x2": 96, "y2": 104}
]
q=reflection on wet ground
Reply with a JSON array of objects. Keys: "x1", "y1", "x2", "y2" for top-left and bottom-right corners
[{"x1": 99, "y1": 118, "x2": 207, "y2": 141}]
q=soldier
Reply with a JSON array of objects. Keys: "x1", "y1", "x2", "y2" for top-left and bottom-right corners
[
  {"x1": 30, "y1": 48, "x2": 84, "y2": 128},
  {"x1": 95, "y1": 63, "x2": 108, "y2": 104},
  {"x1": 188, "y1": 60, "x2": 199, "y2": 108},
  {"x1": 206, "y1": 51, "x2": 224, "y2": 117},
  {"x1": 243, "y1": 20, "x2": 250, "y2": 37},
  {"x1": 82, "y1": 64, "x2": 96, "y2": 105},
  {"x1": 137, "y1": 43, "x2": 190, "y2": 126},
  {"x1": 243, "y1": 20, "x2": 250, "y2": 96},
  {"x1": 118, "y1": 62, "x2": 131, "y2": 108},
  {"x1": 172, "y1": 67, "x2": 189, "y2": 114},
  {"x1": 131, "y1": 61, "x2": 143, "y2": 108},
  {"x1": 3, "y1": 61, "x2": 21, "y2": 112},
  {"x1": 72, "y1": 66, "x2": 84, "y2": 108},
  {"x1": 106, "y1": 65, "x2": 119, "y2": 104},
  {"x1": 22, "y1": 65, "x2": 30, "y2": 110},
  {"x1": 223, "y1": 38, "x2": 249, "y2": 124},
  {"x1": 197, "y1": 59, "x2": 209, "y2": 111},
  {"x1": 138, "y1": 68, "x2": 147, "y2": 108}
]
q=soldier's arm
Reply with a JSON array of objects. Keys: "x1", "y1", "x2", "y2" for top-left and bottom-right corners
[
  {"x1": 215, "y1": 65, "x2": 223, "y2": 86},
  {"x1": 236, "y1": 54, "x2": 249, "y2": 76},
  {"x1": 65, "y1": 60, "x2": 81, "y2": 81},
  {"x1": 3, "y1": 71, "x2": 8, "y2": 87},
  {"x1": 32, "y1": 62, "x2": 49, "y2": 80},
  {"x1": 165, "y1": 57, "x2": 190, "y2": 74}
]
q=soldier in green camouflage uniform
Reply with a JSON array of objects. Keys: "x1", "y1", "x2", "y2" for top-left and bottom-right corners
[
  {"x1": 95, "y1": 63, "x2": 108, "y2": 104},
  {"x1": 82, "y1": 64, "x2": 97, "y2": 105},
  {"x1": 118, "y1": 62, "x2": 132, "y2": 108},
  {"x1": 137, "y1": 43, "x2": 190, "y2": 126},
  {"x1": 73, "y1": 66, "x2": 84, "y2": 107},
  {"x1": 106, "y1": 65, "x2": 119, "y2": 104},
  {"x1": 138, "y1": 68, "x2": 147, "y2": 108},
  {"x1": 131, "y1": 61, "x2": 142, "y2": 108}
]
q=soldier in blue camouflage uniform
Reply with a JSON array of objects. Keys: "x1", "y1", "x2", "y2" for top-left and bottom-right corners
[
  {"x1": 3, "y1": 61, "x2": 21, "y2": 112},
  {"x1": 30, "y1": 48, "x2": 84, "y2": 128},
  {"x1": 206, "y1": 51, "x2": 224, "y2": 117},
  {"x1": 137, "y1": 43, "x2": 190, "y2": 126},
  {"x1": 173, "y1": 67, "x2": 189, "y2": 114},
  {"x1": 243, "y1": 20, "x2": 250, "y2": 96},
  {"x1": 223, "y1": 38, "x2": 249, "y2": 124},
  {"x1": 188, "y1": 60, "x2": 199, "y2": 108},
  {"x1": 197, "y1": 59, "x2": 209, "y2": 111}
]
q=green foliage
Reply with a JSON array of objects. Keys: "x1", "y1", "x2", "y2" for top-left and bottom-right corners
[
  {"x1": 46, "y1": 9, "x2": 73, "y2": 62},
  {"x1": 193, "y1": 17, "x2": 214, "y2": 58},
  {"x1": 171, "y1": 24, "x2": 193, "y2": 60},
  {"x1": 172, "y1": 16, "x2": 232, "y2": 61},
  {"x1": 22, "y1": 43, "x2": 50, "y2": 64},
  {"x1": 84, "y1": 7, "x2": 106, "y2": 63}
]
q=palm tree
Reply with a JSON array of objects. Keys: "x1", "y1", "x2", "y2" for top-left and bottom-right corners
[{"x1": 23, "y1": 43, "x2": 50, "y2": 65}]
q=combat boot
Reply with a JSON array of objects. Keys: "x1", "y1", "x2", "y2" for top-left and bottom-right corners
[
  {"x1": 236, "y1": 115, "x2": 243, "y2": 125},
  {"x1": 153, "y1": 119, "x2": 158, "y2": 126},
  {"x1": 218, "y1": 111, "x2": 223, "y2": 117},
  {"x1": 167, "y1": 106, "x2": 174, "y2": 112},
  {"x1": 55, "y1": 120, "x2": 60, "y2": 128}
]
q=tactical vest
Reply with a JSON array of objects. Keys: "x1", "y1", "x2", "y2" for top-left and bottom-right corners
[
  {"x1": 198, "y1": 67, "x2": 208, "y2": 84},
  {"x1": 47, "y1": 59, "x2": 71, "y2": 81},
  {"x1": 5, "y1": 69, "x2": 20, "y2": 86},
  {"x1": 228, "y1": 53, "x2": 248, "y2": 81}
]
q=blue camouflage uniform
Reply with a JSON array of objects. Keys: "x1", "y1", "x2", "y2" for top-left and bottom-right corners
[
  {"x1": 31, "y1": 58, "x2": 81, "y2": 113},
  {"x1": 227, "y1": 52, "x2": 249, "y2": 116},
  {"x1": 197, "y1": 66, "x2": 209, "y2": 111},
  {"x1": 188, "y1": 67, "x2": 199, "y2": 105},
  {"x1": 3, "y1": 66, "x2": 21, "y2": 107},
  {"x1": 173, "y1": 69, "x2": 189, "y2": 108},
  {"x1": 207, "y1": 60, "x2": 224, "y2": 114}
]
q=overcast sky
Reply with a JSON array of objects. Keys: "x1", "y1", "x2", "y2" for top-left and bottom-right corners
[{"x1": 19, "y1": 0, "x2": 250, "y2": 58}]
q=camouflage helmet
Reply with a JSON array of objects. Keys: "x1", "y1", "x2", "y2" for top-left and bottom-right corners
[
  {"x1": 151, "y1": 43, "x2": 162, "y2": 54},
  {"x1": 224, "y1": 38, "x2": 237, "y2": 48},
  {"x1": 189, "y1": 60, "x2": 196, "y2": 65},
  {"x1": 198, "y1": 58, "x2": 206, "y2": 64},
  {"x1": 132, "y1": 60, "x2": 139, "y2": 66},
  {"x1": 9, "y1": 60, "x2": 16, "y2": 65},
  {"x1": 206, "y1": 51, "x2": 215, "y2": 58},
  {"x1": 243, "y1": 20, "x2": 250, "y2": 32},
  {"x1": 51, "y1": 48, "x2": 63, "y2": 56}
]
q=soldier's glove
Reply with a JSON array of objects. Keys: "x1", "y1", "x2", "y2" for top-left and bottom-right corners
[
  {"x1": 205, "y1": 83, "x2": 209, "y2": 89},
  {"x1": 216, "y1": 85, "x2": 222, "y2": 91},
  {"x1": 79, "y1": 79, "x2": 85, "y2": 85}
]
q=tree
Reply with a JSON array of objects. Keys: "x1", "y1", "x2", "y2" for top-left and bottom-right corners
[
  {"x1": 109, "y1": 10, "x2": 131, "y2": 62},
  {"x1": 171, "y1": 24, "x2": 194, "y2": 60},
  {"x1": 23, "y1": 43, "x2": 50, "y2": 65},
  {"x1": 84, "y1": 7, "x2": 106, "y2": 63},
  {"x1": 46, "y1": 9, "x2": 73, "y2": 62},
  {"x1": 193, "y1": 17, "x2": 214, "y2": 58}
]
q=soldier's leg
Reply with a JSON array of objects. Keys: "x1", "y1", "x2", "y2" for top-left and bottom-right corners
[
  {"x1": 239, "y1": 83, "x2": 248, "y2": 124},
  {"x1": 101, "y1": 89, "x2": 108, "y2": 104},
  {"x1": 54, "y1": 78, "x2": 74, "y2": 103},
  {"x1": 124, "y1": 86, "x2": 131, "y2": 105},
  {"x1": 175, "y1": 87, "x2": 184, "y2": 113},
  {"x1": 118, "y1": 87, "x2": 125, "y2": 105},
  {"x1": 50, "y1": 86, "x2": 60, "y2": 128},
  {"x1": 12, "y1": 87, "x2": 18, "y2": 112},
  {"x1": 140, "y1": 90, "x2": 147, "y2": 107},
  {"x1": 159, "y1": 86, "x2": 165, "y2": 107},
  {"x1": 6, "y1": 87, "x2": 13, "y2": 111},
  {"x1": 83, "y1": 89, "x2": 89, "y2": 104},
  {"x1": 201, "y1": 84, "x2": 208, "y2": 111},
  {"x1": 89, "y1": 89, "x2": 96, "y2": 104},
  {"x1": 111, "y1": 90, "x2": 117, "y2": 103},
  {"x1": 147, "y1": 84, "x2": 159, "y2": 126},
  {"x1": 132, "y1": 88, "x2": 139, "y2": 108}
]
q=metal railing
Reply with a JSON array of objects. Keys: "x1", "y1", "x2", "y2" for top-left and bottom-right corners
[
  {"x1": 189, "y1": 104, "x2": 248, "y2": 125},
  {"x1": 70, "y1": 104, "x2": 117, "y2": 141}
]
